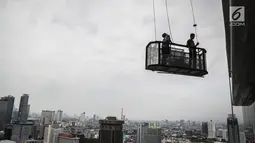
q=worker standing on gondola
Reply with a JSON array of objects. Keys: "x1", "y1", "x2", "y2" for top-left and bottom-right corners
[
  {"x1": 187, "y1": 33, "x2": 199, "y2": 69},
  {"x1": 162, "y1": 33, "x2": 171, "y2": 65}
]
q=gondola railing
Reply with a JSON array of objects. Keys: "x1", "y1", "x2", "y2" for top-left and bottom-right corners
[{"x1": 145, "y1": 41, "x2": 208, "y2": 77}]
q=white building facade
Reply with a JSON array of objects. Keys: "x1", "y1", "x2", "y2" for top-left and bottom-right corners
[{"x1": 207, "y1": 120, "x2": 216, "y2": 139}]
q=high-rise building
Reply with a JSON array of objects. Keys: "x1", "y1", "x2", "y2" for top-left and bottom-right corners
[
  {"x1": 216, "y1": 129, "x2": 228, "y2": 140},
  {"x1": 207, "y1": 120, "x2": 216, "y2": 139},
  {"x1": 12, "y1": 108, "x2": 19, "y2": 122},
  {"x1": 217, "y1": 128, "x2": 228, "y2": 141},
  {"x1": 217, "y1": 129, "x2": 223, "y2": 137},
  {"x1": 41, "y1": 110, "x2": 55, "y2": 125},
  {"x1": 201, "y1": 122, "x2": 208, "y2": 137},
  {"x1": 121, "y1": 108, "x2": 123, "y2": 120},
  {"x1": 93, "y1": 114, "x2": 96, "y2": 121},
  {"x1": 137, "y1": 123, "x2": 161, "y2": 143},
  {"x1": 55, "y1": 110, "x2": 63, "y2": 122},
  {"x1": 222, "y1": 129, "x2": 228, "y2": 140},
  {"x1": 180, "y1": 120, "x2": 185, "y2": 128},
  {"x1": 0, "y1": 95, "x2": 15, "y2": 130},
  {"x1": 18, "y1": 94, "x2": 30, "y2": 123},
  {"x1": 43, "y1": 125, "x2": 63, "y2": 143},
  {"x1": 11, "y1": 122, "x2": 36, "y2": 143},
  {"x1": 227, "y1": 114, "x2": 240, "y2": 143},
  {"x1": 239, "y1": 132, "x2": 246, "y2": 143},
  {"x1": 137, "y1": 123, "x2": 146, "y2": 143},
  {"x1": 80, "y1": 112, "x2": 86, "y2": 122},
  {"x1": 99, "y1": 116, "x2": 124, "y2": 143}
]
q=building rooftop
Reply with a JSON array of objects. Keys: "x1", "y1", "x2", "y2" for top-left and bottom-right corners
[{"x1": 99, "y1": 116, "x2": 124, "y2": 125}]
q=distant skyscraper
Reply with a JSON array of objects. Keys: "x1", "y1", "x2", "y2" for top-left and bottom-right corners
[
  {"x1": 121, "y1": 108, "x2": 124, "y2": 120},
  {"x1": 201, "y1": 122, "x2": 208, "y2": 137},
  {"x1": 227, "y1": 114, "x2": 240, "y2": 143},
  {"x1": 18, "y1": 94, "x2": 30, "y2": 123},
  {"x1": 137, "y1": 123, "x2": 161, "y2": 143},
  {"x1": 12, "y1": 108, "x2": 19, "y2": 122},
  {"x1": 99, "y1": 116, "x2": 124, "y2": 143},
  {"x1": 93, "y1": 114, "x2": 96, "y2": 121},
  {"x1": 137, "y1": 123, "x2": 146, "y2": 143},
  {"x1": 180, "y1": 120, "x2": 185, "y2": 127},
  {"x1": 0, "y1": 95, "x2": 15, "y2": 130},
  {"x1": 40, "y1": 110, "x2": 55, "y2": 125},
  {"x1": 207, "y1": 120, "x2": 216, "y2": 139},
  {"x1": 55, "y1": 110, "x2": 63, "y2": 122},
  {"x1": 80, "y1": 112, "x2": 86, "y2": 122}
]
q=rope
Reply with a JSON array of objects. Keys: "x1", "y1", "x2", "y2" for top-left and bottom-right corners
[
  {"x1": 228, "y1": 65, "x2": 236, "y2": 143},
  {"x1": 152, "y1": 0, "x2": 157, "y2": 41},
  {"x1": 165, "y1": 0, "x2": 173, "y2": 42},
  {"x1": 190, "y1": 0, "x2": 199, "y2": 42},
  {"x1": 228, "y1": 0, "x2": 236, "y2": 139}
]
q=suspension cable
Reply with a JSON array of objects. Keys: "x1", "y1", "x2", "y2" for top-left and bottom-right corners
[
  {"x1": 165, "y1": 0, "x2": 173, "y2": 42},
  {"x1": 190, "y1": 0, "x2": 199, "y2": 42},
  {"x1": 228, "y1": 43, "x2": 236, "y2": 143},
  {"x1": 152, "y1": 0, "x2": 157, "y2": 41},
  {"x1": 228, "y1": 0, "x2": 236, "y2": 139}
]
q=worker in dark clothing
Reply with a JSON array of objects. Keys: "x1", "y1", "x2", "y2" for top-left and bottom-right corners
[
  {"x1": 162, "y1": 33, "x2": 171, "y2": 65},
  {"x1": 187, "y1": 33, "x2": 199, "y2": 69}
]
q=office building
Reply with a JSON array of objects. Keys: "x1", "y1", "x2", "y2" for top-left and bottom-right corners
[
  {"x1": 217, "y1": 129, "x2": 228, "y2": 140},
  {"x1": 44, "y1": 125, "x2": 63, "y2": 143},
  {"x1": 222, "y1": 129, "x2": 228, "y2": 140},
  {"x1": 11, "y1": 123, "x2": 36, "y2": 143},
  {"x1": 99, "y1": 116, "x2": 124, "y2": 143},
  {"x1": 0, "y1": 95, "x2": 15, "y2": 130},
  {"x1": 207, "y1": 120, "x2": 216, "y2": 139},
  {"x1": 55, "y1": 110, "x2": 63, "y2": 122},
  {"x1": 80, "y1": 112, "x2": 86, "y2": 122},
  {"x1": 18, "y1": 94, "x2": 30, "y2": 123},
  {"x1": 217, "y1": 129, "x2": 223, "y2": 137},
  {"x1": 137, "y1": 123, "x2": 146, "y2": 143},
  {"x1": 201, "y1": 122, "x2": 208, "y2": 137},
  {"x1": 12, "y1": 108, "x2": 19, "y2": 122},
  {"x1": 227, "y1": 114, "x2": 240, "y2": 143},
  {"x1": 239, "y1": 132, "x2": 246, "y2": 143},
  {"x1": 41, "y1": 110, "x2": 55, "y2": 125},
  {"x1": 93, "y1": 114, "x2": 96, "y2": 121},
  {"x1": 137, "y1": 123, "x2": 161, "y2": 143},
  {"x1": 180, "y1": 120, "x2": 185, "y2": 127}
]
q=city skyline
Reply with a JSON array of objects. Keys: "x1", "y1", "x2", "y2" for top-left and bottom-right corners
[{"x1": 0, "y1": 0, "x2": 242, "y2": 122}]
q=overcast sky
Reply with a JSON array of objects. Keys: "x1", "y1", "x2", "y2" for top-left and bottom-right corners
[{"x1": 0, "y1": 0, "x2": 243, "y2": 122}]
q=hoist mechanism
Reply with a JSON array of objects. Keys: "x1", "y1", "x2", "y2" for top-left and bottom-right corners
[{"x1": 145, "y1": 0, "x2": 208, "y2": 77}]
